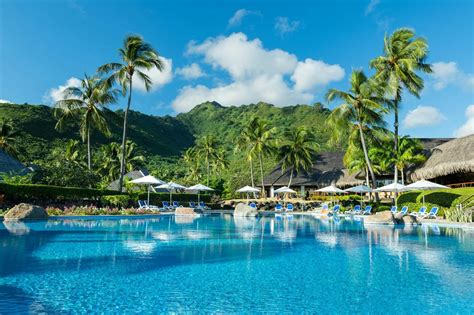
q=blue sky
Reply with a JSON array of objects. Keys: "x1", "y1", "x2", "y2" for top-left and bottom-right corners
[{"x1": 0, "y1": 0, "x2": 473, "y2": 138}]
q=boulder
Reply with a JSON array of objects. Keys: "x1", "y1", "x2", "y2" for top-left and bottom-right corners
[
  {"x1": 402, "y1": 215, "x2": 420, "y2": 225},
  {"x1": 175, "y1": 207, "x2": 201, "y2": 216},
  {"x1": 233, "y1": 203, "x2": 258, "y2": 217},
  {"x1": 4, "y1": 203, "x2": 48, "y2": 221},
  {"x1": 364, "y1": 210, "x2": 395, "y2": 225}
]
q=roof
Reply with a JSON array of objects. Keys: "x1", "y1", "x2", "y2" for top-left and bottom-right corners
[
  {"x1": 410, "y1": 134, "x2": 474, "y2": 181},
  {"x1": 0, "y1": 148, "x2": 29, "y2": 175},
  {"x1": 263, "y1": 151, "x2": 364, "y2": 188},
  {"x1": 108, "y1": 169, "x2": 149, "y2": 191}
]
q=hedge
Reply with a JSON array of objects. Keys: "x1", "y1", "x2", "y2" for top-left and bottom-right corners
[
  {"x1": 0, "y1": 183, "x2": 124, "y2": 201},
  {"x1": 142, "y1": 192, "x2": 211, "y2": 205}
]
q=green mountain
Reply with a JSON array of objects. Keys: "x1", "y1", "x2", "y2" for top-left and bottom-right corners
[{"x1": 0, "y1": 101, "x2": 335, "y2": 163}]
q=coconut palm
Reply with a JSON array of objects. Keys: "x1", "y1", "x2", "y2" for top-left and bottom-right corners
[
  {"x1": 183, "y1": 147, "x2": 202, "y2": 182},
  {"x1": 326, "y1": 70, "x2": 388, "y2": 193},
  {"x1": 235, "y1": 119, "x2": 258, "y2": 187},
  {"x1": 370, "y1": 28, "x2": 432, "y2": 183},
  {"x1": 212, "y1": 148, "x2": 229, "y2": 176},
  {"x1": 0, "y1": 118, "x2": 19, "y2": 157},
  {"x1": 54, "y1": 75, "x2": 118, "y2": 170},
  {"x1": 395, "y1": 136, "x2": 426, "y2": 184},
  {"x1": 278, "y1": 126, "x2": 318, "y2": 187},
  {"x1": 96, "y1": 141, "x2": 144, "y2": 181},
  {"x1": 98, "y1": 35, "x2": 164, "y2": 191},
  {"x1": 197, "y1": 135, "x2": 219, "y2": 185}
]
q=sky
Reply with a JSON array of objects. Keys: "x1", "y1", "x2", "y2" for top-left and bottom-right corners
[{"x1": 0, "y1": 0, "x2": 473, "y2": 138}]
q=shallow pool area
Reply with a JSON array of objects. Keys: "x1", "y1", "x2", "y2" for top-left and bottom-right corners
[{"x1": 1, "y1": 214, "x2": 473, "y2": 313}]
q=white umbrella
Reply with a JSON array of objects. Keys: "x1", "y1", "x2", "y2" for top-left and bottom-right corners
[
  {"x1": 156, "y1": 181, "x2": 187, "y2": 203},
  {"x1": 186, "y1": 183, "x2": 214, "y2": 204},
  {"x1": 316, "y1": 185, "x2": 344, "y2": 205},
  {"x1": 130, "y1": 175, "x2": 165, "y2": 204},
  {"x1": 402, "y1": 179, "x2": 450, "y2": 206},
  {"x1": 273, "y1": 186, "x2": 297, "y2": 202},
  {"x1": 375, "y1": 182, "x2": 406, "y2": 207},
  {"x1": 236, "y1": 185, "x2": 260, "y2": 200},
  {"x1": 344, "y1": 185, "x2": 373, "y2": 206}
]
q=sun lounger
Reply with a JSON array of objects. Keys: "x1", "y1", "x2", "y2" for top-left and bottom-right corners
[
  {"x1": 286, "y1": 203, "x2": 294, "y2": 212},
  {"x1": 350, "y1": 205, "x2": 361, "y2": 214},
  {"x1": 198, "y1": 201, "x2": 211, "y2": 210},
  {"x1": 362, "y1": 205, "x2": 372, "y2": 215},
  {"x1": 138, "y1": 200, "x2": 160, "y2": 210},
  {"x1": 189, "y1": 202, "x2": 196, "y2": 208},
  {"x1": 275, "y1": 204, "x2": 283, "y2": 212},
  {"x1": 399, "y1": 206, "x2": 408, "y2": 215},
  {"x1": 332, "y1": 205, "x2": 340, "y2": 214},
  {"x1": 172, "y1": 201, "x2": 180, "y2": 209},
  {"x1": 420, "y1": 207, "x2": 438, "y2": 219},
  {"x1": 162, "y1": 201, "x2": 172, "y2": 211},
  {"x1": 390, "y1": 206, "x2": 398, "y2": 214},
  {"x1": 322, "y1": 204, "x2": 329, "y2": 211},
  {"x1": 410, "y1": 206, "x2": 427, "y2": 217},
  {"x1": 249, "y1": 202, "x2": 257, "y2": 209}
]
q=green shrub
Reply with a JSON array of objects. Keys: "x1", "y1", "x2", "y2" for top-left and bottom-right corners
[
  {"x1": 445, "y1": 206, "x2": 473, "y2": 223},
  {"x1": 142, "y1": 192, "x2": 211, "y2": 205},
  {"x1": 101, "y1": 195, "x2": 132, "y2": 208},
  {"x1": 420, "y1": 190, "x2": 462, "y2": 208},
  {"x1": 377, "y1": 205, "x2": 391, "y2": 212},
  {"x1": 397, "y1": 192, "x2": 421, "y2": 204}
]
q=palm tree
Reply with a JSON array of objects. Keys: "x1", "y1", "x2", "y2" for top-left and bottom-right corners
[
  {"x1": 278, "y1": 126, "x2": 318, "y2": 187},
  {"x1": 326, "y1": 70, "x2": 387, "y2": 194},
  {"x1": 370, "y1": 28, "x2": 432, "y2": 183},
  {"x1": 98, "y1": 35, "x2": 164, "y2": 191},
  {"x1": 183, "y1": 147, "x2": 202, "y2": 182},
  {"x1": 235, "y1": 120, "x2": 258, "y2": 187},
  {"x1": 97, "y1": 141, "x2": 144, "y2": 181},
  {"x1": 197, "y1": 135, "x2": 219, "y2": 185},
  {"x1": 50, "y1": 139, "x2": 86, "y2": 168},
  {"x1": 54, "y1": 75, "x2": 118, "y2": 170},
  {"x1": 0, "y1": 118, "x2": 19, "y2": 157},
  {"x1": 394, "y1": 136, "x2": 426, "y2": 185},
  {"x1": 212, "y1": 148, "x2": 229, "y2": 176}
]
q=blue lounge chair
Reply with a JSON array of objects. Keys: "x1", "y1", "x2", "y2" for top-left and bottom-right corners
[
  {"x1": 390, "y1": 206, "x2": 398, "y2": 214},
  {"x1": 332, "y1": 205, "x2": 340, "y2": 214},
  {"x1": 162, "y1": 201, "x2": 171, "y2": 210},
  {"x1": 399, "y1": 206, "x2": 408, "y2": 215},
  {"x1": 410, "y1": 206, "x2": 427, "y2": 217},
  {"x1": 421, "y1": 207, "x2": 438, "y2": 219},
  {"x1": 199, "y1": 201, "x2": 211, "y2": 210},
  {"x1": 362, "y1": 206, "x2": 372, "y2": 215},
  {"x1": 189, "y1": 202, "x2": 196, "y2": 208},
  {"x1": 172, "y1": 201, "x2": 180, "y2": 208},
  {"x1": 138, "y1": 200, "x2": 159, "y2": 210},
  {"x1": 249, "y1": 202, "x2": 257, "y2": 209},
  {"x1": 351, "y1": 205, "x2": 361, "y2": 214},
  {"x1": 275, "y1": 204, "x2": 283, "y2": 212},
  {"x1": 286, "y1": 203, "x2": 294, "y2": 212},
  {"x1": 322, "y1": 204, "x2": 329, "y2": 211}
]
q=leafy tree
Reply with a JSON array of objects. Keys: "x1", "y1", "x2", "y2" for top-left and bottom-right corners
[
  {"x1": 278, "y1": 126, "x2": 318, "y2": 187},
  {"x1": 212, "y1": 148, "x2": 229, "y2": 177},
  {"x1": 98, "y1": 35, "x2": 164, "y2": 191},
  {"x1": 96, "y1": 141, "x2": 145, "y2": 182},
  {"x1": 49, "y1": 139, "x2": 87, "y2": 168},
  {"x1": 182, "y1": 147, "x2": 202, "y2": 182},
  {"x1": 370, "y1": 28, "x2": 432, "y2": 183},
  {"x1": 0, "y1": 118, "x2": 19, "y2": 157},
  {"x1": 326, "y1": 70, "x2": 387, "y2": 194},
  {"x1": 54, "y1": 75, "x2": 118, "y2": 170},
  {"x1": 235, "y1": 119, "x2": 258, "y2": 187}
]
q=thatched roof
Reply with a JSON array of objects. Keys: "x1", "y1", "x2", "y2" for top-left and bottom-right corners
[
  {"x1": 263, "y1": 151, "x2": 364, "y2": 188},
  {"x1": 410, "y1": 134, "x2": 474, "y2": 181},
  {"x1": 0, "y1": 148, "x2": 29, "y2": 175}
]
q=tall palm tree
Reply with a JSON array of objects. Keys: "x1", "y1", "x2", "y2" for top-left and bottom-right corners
[
  {"x1": 0, "y1": 118, "x2": 19, "y2": 157},
  {"x1": 212, "y1": 148, "x2": 229, "y2": 176},
  {"x1": 197, "y1": 135, "x2": 219, "y2": 185},
  {"x1": 98, "y1": 35, "x2": 164, "y2": 191},
  {"x1": 394, "y1": 136, "x2": 426, "y2": 185},
  {"x1": 247, "y1": 117, "x2": 276, "y2": 198},
  {"x1": 183, "y1": 147, "x2": 202, "y2": 182},
  {"x1": 96, "y1": 141, "x2": 144, "y2": 181},
  {"x1": 370, "y1": 28, "x2": 432, "y2": 183},
  {"x1": 326, "y1": 70, "x2": 387, "y2": 194},
  {"x1": 278, "y1": 126, "x2": 318, "y2": 187},
  {"x1": 55, "y1": 75, "x2": 118, "y2": 170},
  {"x1": 236, "y1": 119, "x2": 258, "y2": 187}
]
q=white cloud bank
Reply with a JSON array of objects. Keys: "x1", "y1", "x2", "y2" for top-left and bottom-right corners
[
  {"x1": 43, "y1": 77, "x2": 82, "y2": 103},
  {"x1": 176, "y1": 63, "x2": 205, "y2": 80},
  {"x1": 431, "y1": 61, "x2": 474, "y2": 90},
  {"x1": 132, "y1": 57, "x2": 173, "y2": 92},
  {"x1": 0, "y1": 99, "x2": 12, "y2": 103},
  {"x1": 173, "y1": 33, "x2": 345, "y2": 112},
  {"x1": 274, "y1": 17, "x2": 300, "y2": 35},
  {"x1": 403, "y1": 105, "x2": 446, "y2": 129},
  {"x1": 228, "y1": 9, "x2": 260, "y2": 27},
  {"x1": 454, "y1": 104, "x2": 474, "y2": 137}
]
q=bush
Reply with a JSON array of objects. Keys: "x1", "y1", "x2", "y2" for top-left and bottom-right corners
[
  {"x1": 101, "y1": 195, "x2": 132, "y2": 208},
  {"x1": 377, "y1": 205, "x2": 391, "y2": 212},
  {"x1": 142, "y1": 192, "x2": 211, "y2": 205},
  {"x1": 397, "y1": 192, "x2": 421, "y2": 204}
]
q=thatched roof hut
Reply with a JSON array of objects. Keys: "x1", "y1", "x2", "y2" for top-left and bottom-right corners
[{"x1": 410, "y1": 134, "x2": 474, "y2": 182}]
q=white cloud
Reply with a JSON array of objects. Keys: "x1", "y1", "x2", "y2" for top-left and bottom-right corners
[
  {"x1": 176, "y1": 63, "x2": 205, "y2": 80},
  {"x1": 403, "y1": 106, "x2": 446, "y2": 129},
  {"x1": 291, "y1": 59, "x2": 345, "y2": 91},
  {"x1": 431, "y1": 61, "x2": 474, "y2": 90},
  {"x1": 275, "y1": 17, "x2": 300, "y2": 35},
  {"x1": 228, "y1": 9, "x2": 259, "y2": 27},
  {"x1": 132, "y1": 57, "x2": 173, "y2": 92},
  {"x1": 44, "y1": 77, "x2": 82, "y2": 104},
  {"x1": 0, "y1": 99, "x2": 12, "y2": 103},
  {"x1": 365, "y1": 0, "x2": 380, "y2": 15},
  {"x1": 454, "y1": 105, "x2": 474, "y2": 137},
  {"x1": 172, "y1": 32, "x2": 345, "y2": 112}
]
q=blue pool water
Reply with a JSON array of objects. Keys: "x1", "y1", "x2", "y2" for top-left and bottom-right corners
[{"x1": 0, "y1": 214, "x2": 473, "y2": 313}]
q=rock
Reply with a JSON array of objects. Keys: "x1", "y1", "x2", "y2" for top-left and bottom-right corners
[
  {"x1": 402, "y1": 215, "x2": 420, "y2": 225},
  {"x1": 175, "y1": 207, "x2": 201, "y2": 216},
  {"x1": 4, "y1": 203, "x2": 48, "y2": 221},
  {"x1": 233, "y1": 203, "x2": 258, "y2": 217},
  {"x1": 364, "y1": 210, "x2": 395, "y2": 225}
]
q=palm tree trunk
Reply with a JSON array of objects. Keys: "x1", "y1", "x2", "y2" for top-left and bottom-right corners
[
  {"x1": 87, "y1": 128, "x2": 91, "y2": 170},
  {"x1": 358, "y1": 123, "x2": 379, "y2": 202},
  {"x1": 259, "y1": 152, "x2": 265, "y2": 198},
  {"x1": 393, "y1": 98, "x2": 399, "y2": 184},
  {"x1": 206, "y1": 156, "x2": 210, "y2": 186},
  {"x1": 118, "y1": 76, "x2": 133, "y2": 192},
  {"x1": 250, "y1": 159, "x2": 255, "y2": 187},
  {"x1": 365, "y1": 166, "x2": 370, "y2": 187},
  {"x1": 288, "y1": 167, "x2": 294, "y2": 188},
  {"x1": 401, "y1": 168, "x2": 405, "y2": 185}
]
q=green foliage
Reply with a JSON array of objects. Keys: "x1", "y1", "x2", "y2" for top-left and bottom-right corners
[
  {"x1": 0, "y1": 173, "x2": 33, "y2": 184},
  {"x1": 445, "y1": 206, "x2": 473, "y2": 223},
  {"x1": 101, "y1": 195, "x2": 132, "y2": 207},
  {"x1": 397, "y1": 191, "x2": 421, "y2": 204},
  {"x1": 32, "y1": 161, "x2": 100, "y2": 188},
  {"x1": 141, "y1": 193, "x2": 211, "y2": 205}
]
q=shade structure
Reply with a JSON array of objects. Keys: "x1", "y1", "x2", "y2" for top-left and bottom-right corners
[
  {"x1": 130, "y1": 175, "x2": 165, "y2": 204},
  {"x1": 375, "y1": 182, "x2": 406, "y2": 207},
  {"x1": 155, "y1": 181, "x2": 188, "y2": 203},
  {"x1": 402, "y1": 179, "x2": 450, "y2": 206},
  {"x1": 344, "y1": 185, "x2": 372, "y2": 207},
  {"x1": 316, "y1": 185, "x2": 344, "y2": 193},
  {"x1": 273, "y1": 186, "x2": 297, "y2": 194},
  {"x1": 186, "y1": 184, "x2": 214, "y2": 203}
]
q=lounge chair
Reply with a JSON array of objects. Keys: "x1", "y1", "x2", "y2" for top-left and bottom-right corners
[
  {"x1": 322, "y1": 204, "x2": 329, "y2": 211},
  {"x1": 286, "y1": 203, "x2": 294, "y2": 212},
  {"x1": 390, "y1": 206, "x2": 398, "y2": 214},
  {"x1": 249, "y1": 202, "x2": 257, "y2": 209},
  {"x1": 362, "y1": 205, "x2": 372, "y2": 215},
  {"x1": 332, "y1": 205, "x2": 340, "y2": 214},
  {"x1": 421, "y1": 207, "x2": 439, "y2": 219},
  {"x1": 189, "y1": 202, "x2": 196, "y2": 208},
  {"x1": 399, "y1": 206, "x2": 408, "y2": 215},
  {"x1": 198, "y1": 201, "x2": 211, "y2": 210},
  {"x1": 410, "y1": 206, "x2": 427, "y2": 217},
  {"x1": 162, "y1": 201, "x2": 172, "y2": 211},
  {"x1": 350, "y1": 205, "x2": 361, "y2": 214},
  {"x1": 138, "y1": 200, "x2": 160, "y2": 211},
  {"x1": 172, "y1": 201, "x2": 180, "y2": 209},
  {"x1": 275, "y1": 204, "x2": 283, "y2": 212}
]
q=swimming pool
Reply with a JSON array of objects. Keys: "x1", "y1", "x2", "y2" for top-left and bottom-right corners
[{"x1": 1, "y1": 215, "x2": 473, "y2": 313}]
